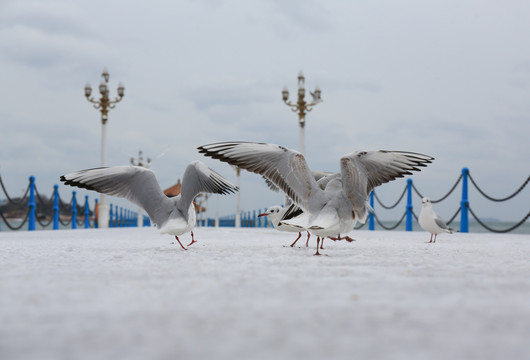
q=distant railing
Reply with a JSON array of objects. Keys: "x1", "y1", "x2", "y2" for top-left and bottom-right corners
[
  {"x1": 198, "y1": 168, "x2": 529, "y2": 233},
  {"x1": 0, "y1": 175, "x2": 150, "y2": 231}
]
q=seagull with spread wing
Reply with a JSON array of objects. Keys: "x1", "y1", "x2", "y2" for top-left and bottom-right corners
[
  {"x1": 60, "y1": 160, "x2": 238, "y2": 250},
  {"x1": 198, "y1": 141, "x2": 434, "y2": 255}
]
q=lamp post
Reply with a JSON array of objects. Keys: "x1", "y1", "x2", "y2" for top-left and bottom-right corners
[
  {"x1": 84, "y1": 68, "x2": 125, "y2": 228},
  {"x1": 130, "y1": 150, "x2": 150, "y2": 227},
  {"x1": 282, "y1": 71, "x2": 322, "y2": 156}
]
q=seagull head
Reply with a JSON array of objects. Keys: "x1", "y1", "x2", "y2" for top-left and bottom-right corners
[
  {"x1": 421, "y1": 197, "x2": 432, "y2": 207},
  {"x1": 258, "y1": 206, "x2": 283, "y2": 219}
]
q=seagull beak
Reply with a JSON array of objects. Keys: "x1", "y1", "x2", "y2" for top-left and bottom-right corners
[{"x1": 257, "y1": 213, "x2": 268, "y2": 217}]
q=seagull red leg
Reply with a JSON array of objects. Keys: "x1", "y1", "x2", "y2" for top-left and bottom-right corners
[
  {"x1": 305, "y1": 231, "x2": 310, "y2": 247},
  {"x1": 328, "y1": 234, "x2": 356, "y2": 242},
  {"x1": 314, "y1": 236, "x2": 321, "y2": 256},
  {"x1": 187, "y1": 231, "x2": 197, "y2": 246},
  {"x1": 175, "y1": 236, "x2": 188, "y2": 250},
  {"x1": 290, "y1": 232, "x2": 302, "y2": 247}
]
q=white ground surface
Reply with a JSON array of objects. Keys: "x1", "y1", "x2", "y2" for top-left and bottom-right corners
[{"x1": 1, "y1": 227, "x2": 529, "y2": 360}]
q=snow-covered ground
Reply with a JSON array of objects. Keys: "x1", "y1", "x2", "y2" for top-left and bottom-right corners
[{"x1": 1, "y1": 227, "x2": 529, "y2": 360}]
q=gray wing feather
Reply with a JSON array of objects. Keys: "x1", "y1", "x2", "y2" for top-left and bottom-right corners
[
  {"x1": 60, "y1": 166, "x2": 174, "y2": 226},
  {"x1": 340, "y1": 150, "x2": 434, "y2": 208},
  {"x1": 179, "y1": 160, "x2": 238, "y2": 212},
  {"x1": 198, "y1": 142, "x2": 324, "y2": 212}
]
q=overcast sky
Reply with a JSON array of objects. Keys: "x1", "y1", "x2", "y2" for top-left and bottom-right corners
[{"x1": 1, "y1": 0, "x2": 528, "y2": 224}]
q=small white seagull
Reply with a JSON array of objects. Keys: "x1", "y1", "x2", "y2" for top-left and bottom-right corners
[
  {"x1": 258, "y1": 205, "x2": 311, "y2": 247},
  {"x1": 198, "y1": 141, "x2": 434, "y2": 255},
  {"x1": 418, "y1": 197, "x2": 455, "y2": 243},
  {"x1": 60, "y1": 160, "x2": 238, "y2": 250}
]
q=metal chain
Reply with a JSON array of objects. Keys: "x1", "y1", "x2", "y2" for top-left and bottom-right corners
[
  {"x1": 0, "y1": 208, "x2": 30, "y2": 230},
  {"x1": 468, "y1": 173, "x2": 529, "y2": 202},
  {"x1": 373, "y1": 185, "x2": 407, "y2": 209},
  {"x1": 374, "y1": 211, "x2": 407, "y2": 230},
  {"x1": 412, "y1": 174, "x2": 462, "y2": 203},
  {"x1": 0, "y1": 176, "x2": 30, "y2": 205},
  {"x1": 36, "y1": 214, "x2": 53, "y2": 228},
  {"x1": 354, "y1": 221, "x2": 366, "y2": 230},
  {"x1": 467, "y1": 204, "x2": 529, "y2": 233}
]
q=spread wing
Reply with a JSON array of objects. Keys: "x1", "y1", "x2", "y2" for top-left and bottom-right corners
[
  {"x1": 179, "y1": 160, "x2": 239, "y2": 212},
  {"x1": 198, "y1": 141, "x2": 326, "y2": 212},
  {"x1": 340, "y1": 150, "x2": 434, "y2": 208},
  {"x1": 60, "y1": 166, "x2": 174, "y2": 226}
]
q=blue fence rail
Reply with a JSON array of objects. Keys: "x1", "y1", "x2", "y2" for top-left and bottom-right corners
[
  {"x1": 0, "y1": 175, "x2": 150, "y2": 231},
  {"x1": 2, "y1": 168, "x2": 528, "y2": 233},
  {"x1": 198, "y1": 168, "x2": 529, "y2": 234}
]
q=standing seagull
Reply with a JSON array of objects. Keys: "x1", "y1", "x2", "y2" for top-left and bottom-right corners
[
  {"x1": 198, "y1": 141, "x2": 434, "y2": 255},
  {"x1": 60, "y1": 160, "x2": 238, "y2": 250},
  {"x1": 258, "y1": 205, "x2": 311, "y2": 247},
  {"x1": 418, "y1": 197, "x2": 455, "y2": 243}
]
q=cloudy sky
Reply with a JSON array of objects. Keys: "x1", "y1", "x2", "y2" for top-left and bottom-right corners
[{"x1": 1, "y1": 0, "x2": 528, "y2": 223}]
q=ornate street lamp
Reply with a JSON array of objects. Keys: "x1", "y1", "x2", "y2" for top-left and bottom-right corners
[
  {"x1": 282, "y1": 71, "x2": 322, "y2": 155},
  {"x1": 84, "y1": 68, "x2": 125, "y2": 228},
  {"x1": 130, "y1": 150, "x2": 151, "y2": 168}
]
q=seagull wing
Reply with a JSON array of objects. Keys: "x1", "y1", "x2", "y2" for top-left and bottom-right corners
[
  {"x1": 179, "y1": 160, "x2": 239, "y2": 212},
  {"x1": 340, "y1": 150, "x2": 434, "y2": 208},
  {"x1": 198, "y1": 141, "x2": 325, "y2": 212},
  {"x1": 60, "y1": 166, "x2": 174, "y2": 226},
  {"x1": 434, "y1": 214, "x2": 453, "y2": 233}
]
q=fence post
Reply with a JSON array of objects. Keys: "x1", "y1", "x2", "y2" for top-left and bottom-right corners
[
  {"x1": 369, "y1": 191, "x2": 375, "y2": 230},
  {"x1": 53, "y1": 185, "x2": 59, "y2": 230},
  {"x1": 460, "y1": 167, "x2": 469, "y2": 233},
  {"x1": 94, "y1": 199, "x2": 99, "y2": 228},
  {"x1": 120, "y1": 207, "x2": 123, "y2": 227},
  {"x1": 109, "y1": 204, "x2": 113, "y2": 228},
  {"x1": 28, "y1": 176, "x2": 36, "y2": 231},
  {"x1": 406, "y1": 179, "x2": 413, "y2": 231},
  {"x1": 71, "y1": 191, "x2": 77, "y2": 229},
  {"x1": 84, "y1": 195, "x2": 90, "y2": 229}
]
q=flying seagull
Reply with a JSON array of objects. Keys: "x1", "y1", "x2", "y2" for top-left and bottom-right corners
[
  {"x1": 198, "y1": 141, "x2": 434, "y2": 255},
  {"x1": 418, "y1": 197, "x2": 455, "y2": 243},
  {"x1": 60, "y1": 160, "x2": 238, "y2": 250}
]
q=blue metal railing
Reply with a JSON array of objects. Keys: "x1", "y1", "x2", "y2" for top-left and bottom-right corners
[
  {"x1": 199, "y1": 167, "x2": 529, "y2": 233},
  {"x1": 0, "y1": 175, "x2": 149, "y2": 231},
  {"x1": 2, "y1": 168, "x2": 527, "y2": 233}
]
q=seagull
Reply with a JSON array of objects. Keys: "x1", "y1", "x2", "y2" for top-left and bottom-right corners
[
  {"x1": 257, "y1": 204, "x2": 311, "y2": 247},
  {"x1": 198, "y1": 141, "x2": 434, "y2": 255},
  {"x1": 60, "y1": 160, "x2": 238, "y2": 250},
  {"x1": 418, "y1": 197, "x2": 455, "y2": 243}
]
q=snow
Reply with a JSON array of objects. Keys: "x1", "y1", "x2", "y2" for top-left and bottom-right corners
[{"x1": 1, "y1": 227, "x2": 530, "y2": 360}]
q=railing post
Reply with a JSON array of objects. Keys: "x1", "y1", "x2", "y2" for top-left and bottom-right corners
[
  {"x1": 369, "y1": 191, "x2": 375, "y2": 230},
  {"x1": 253, "y1": 210, "x2": 256, "y2": 228},
  {"x1": 460, "y1": 167, "x2": 469, "y2": 233},
  {"x1": 53, "y1": 185, "x2": 59, "y2": 230},
  {"x1": 406, "y1": 179, "x2": 413, "y2": 231},
  {"x1": 71, "y1": 191, "x2": 77, "y2": 229},
  {"x1": 28, "y1": 176, "x2": 36, "y2": 231},
  {"x1": 95, "y1": 199, "x2": 99, "y2": 228},
  {"x1": 84, "y1": 195, "x2": 90, "y2": 229},
  {"x1": 109, "y1": 204, "x2": 113, "y2": 228},
  {"x1": 116, "y1": 207, "x2": 120, "y2": 227}
]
